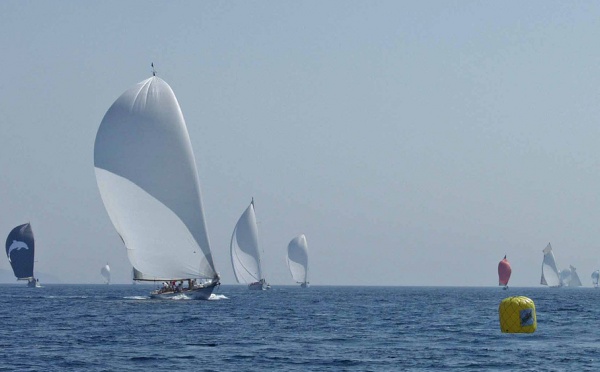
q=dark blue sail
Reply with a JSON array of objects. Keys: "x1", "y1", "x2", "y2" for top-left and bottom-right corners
[{"x1": 5, "y1": 223, "x2": 35, "y2": 280}]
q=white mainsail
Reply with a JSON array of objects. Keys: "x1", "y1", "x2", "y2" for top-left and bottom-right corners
[
  {"x1": 568, "y1": 265, "x2": 582, "y2": 287},
  {"x1": 94, "y1": 76, "x2": 217, "y2": 282},
  {"x1": 287, "y1": 234, "x2": 309, "y2": 285},
  {"x1": 540, "y1": 243, "x2": 560, "y2": 287},
  {"x1": 592, "y1": 270, "x2": 599, "y2": 287},
  {"x1": 230, "y1": 199, "x2": 264, "y2": 284},
  {"x1": 101, "y1": 264, "x2": 111, "y2": 284}
]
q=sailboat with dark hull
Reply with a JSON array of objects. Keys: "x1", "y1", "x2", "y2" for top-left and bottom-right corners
[
  {"x1": 94, "y1": 69, "x2": 220, "y2": 299},
  {"x1": 5, "y1": 223, "x2": 40, "y2": 287}
]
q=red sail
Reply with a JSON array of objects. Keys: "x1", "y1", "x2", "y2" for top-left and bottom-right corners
[{"x1": 498, "y1": 256, "x2": 512, "y2": 286}]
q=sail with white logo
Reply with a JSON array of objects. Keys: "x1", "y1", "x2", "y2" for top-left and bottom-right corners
[
  {"x1": 230, "y1": 199, "x2": 270, "y2": 290},
  {"x1": 101, "y1": 264, "x2": 111, "y2": 284},
  {"x1": 94, "y1": 70, "x2": 220, "y2": 299},
  {"x1": 540, "y1": 243, "x2": 560, "y2": 287},
  {"x1": 287, "y1": 234, "x2": 309, "y2": 287},
  {"x1": 5, "y1": 223, "x2": 39, "y2": 287}
]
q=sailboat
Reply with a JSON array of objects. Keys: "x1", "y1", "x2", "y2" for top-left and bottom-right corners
[
  {"x1": 592, "y1": 270, "x2": 599, "y2": 288},
  {"x1": 230, "y1": 199, "x2": 270, "y2": 290},
  {"x1": 94, "y1": 68, "x2": 220, "y2": 299},
  {"x1": 287, "y1": 234, "x2": 309, "y2": 288},
  {"x1": 568, "y1": 265, "x2": 582, "y2": 287},
  {"x1": 5, "y1": 223, "x2": 40, "y2": 287},
  {"x1": 101, "y1": 263, "x2": 111, "y2": 284},
  {"x1": 559, "y1": 267, "x2": 572, "y2": 286},
  {"x1": 540, "y1": 243, "x2": 560, "y2": 287},
  {"x1": 497, "y1": 255, "x2": 511, "y2": 289}
]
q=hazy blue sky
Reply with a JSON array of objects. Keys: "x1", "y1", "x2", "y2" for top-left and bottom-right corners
[{"x1": 1, "y1": 1, "x2": 600, "y2": 286}]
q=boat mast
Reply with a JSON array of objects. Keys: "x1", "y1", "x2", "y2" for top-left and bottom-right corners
[
  {"x1": 252, "y1": 197, "x2": 265, "y2": 282},
  {"x1": 151, "y1": 62, "x2": 156, "y2": 76}
]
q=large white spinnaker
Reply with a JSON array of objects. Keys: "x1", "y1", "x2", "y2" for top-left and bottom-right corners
[
  {"x1": 94, "y1": 76, "x2": 217, "y2": 282},
  {"x1": 287, "y1": 234, "x2": 308, "y2": 285},
  {"x1": 230, "y1": 199, "x2": 263, "y2": 284},
  {"x1": 541, "y1": 243, "x2": 560, "y2": 287}
]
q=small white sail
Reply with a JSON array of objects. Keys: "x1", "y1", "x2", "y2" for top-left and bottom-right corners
[
  {"x1": 568, "y1": 265, "x2": 582, "y2": 287},
  {"x1": 101, "y1": 264, "x2": 111, "y2": 284},
  {"x1": 230, "y1": 199, "x2": 264, "y2": 285},
  {"x1": 592, "y1": 270, "x2": 599, "y2": 287},
  {"x1": 94, "y1": 76, "x2": 217, "y2": 284},
  {"x1": 287, "y1": 234, "x2": 309, "y2": 286},
  {"x1": 540, "y1": 243, "x2": 560, "y2": 287}
]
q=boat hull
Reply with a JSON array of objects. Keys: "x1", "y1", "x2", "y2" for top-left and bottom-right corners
[
  {"x1": 248, "y1": 279, "x2": 270, "y2": 290},
  {"x1": 150, "y1": 281, "x2": 218, "y2": 300},
  {"x1": 300, "y1": 282, "x2": 309, "y2": 288}
]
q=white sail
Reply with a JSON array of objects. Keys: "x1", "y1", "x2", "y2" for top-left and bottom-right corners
[
  {"x1": 94, "y1": 76, "x2": 216, "y2": 282},
  {"x1": 540, "y1": 243, "x2": 560, "y2": 287},
  {"x1": 230, "y1": 200, "x2": 263, "y2": 284},
  {"x1": 568, "y1": 265, "x2": 582, "y2": 287},
  {"x1": 559, "y1": 267, "x2": 572, "y2": 287},
  {"x1": 287, "y1": 234, "x2": 309, "y2": 284},
  {"x1": 592, "y1": 270, "x2": 599, "y2": 287},
  {"x1": 101, "y1": 264, "x2": 111, "y2": 284}
]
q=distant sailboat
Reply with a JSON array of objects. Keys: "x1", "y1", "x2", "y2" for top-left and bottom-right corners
[
  {"x1": 559, "y1": 267, "x2": 572, "y2": 287},
  {"x1": 101, "y1": 264, "x2": 111, "y2": 284},
  {"x1": 94, "y1": 70, "x2": 220, "y2": 299},
  {"x1": 230, "y1": 199, "x2": 270, "y2": 290},
  {"x1": 592, "y1": 270, "x2": 599, "y2": 288},
  {"x1": 5, "y1": 223, "x2": 40, "y2": 287},
  {"x1": 568, "y1": 265, "x2": 582, "y2": 287},
  {"x1": 287, "y1": 234, "x2": 309, "y2": 288},
  {"x1": 497, "y1": 255, "x2": 511, "y2": 289},
  {"x1": 540, "y1": 243, "x2": 560, "y2": 287}
]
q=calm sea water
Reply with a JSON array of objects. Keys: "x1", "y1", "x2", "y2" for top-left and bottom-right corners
[{"x1": 0, "y1": 285, "x2": 599, "y2": 371}]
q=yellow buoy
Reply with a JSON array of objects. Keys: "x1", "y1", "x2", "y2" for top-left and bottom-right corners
[{"x1": 498, "y1": 296, "x2": 537, "y2": 333}]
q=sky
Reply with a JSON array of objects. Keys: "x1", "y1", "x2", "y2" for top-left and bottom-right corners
[{"x1": 1, "y1": 1, "x2": 600, "y2": 286}]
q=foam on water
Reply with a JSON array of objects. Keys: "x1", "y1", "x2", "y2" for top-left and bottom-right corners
[
  {"x1": 208, "y1": 293, "x2": 228, "y2": 300},
  {"x1": 123, "y1": 295, "x2": 149, "y2": 300},
  {"x1": 169, "y1": 293, "x2": 190, "y2": 300}
]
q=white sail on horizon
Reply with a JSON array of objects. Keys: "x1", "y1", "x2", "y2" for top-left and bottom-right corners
[
  {"x1": 101, "y1": 264, "x2": 111, "y2": 284},
  {"x1": 287, "y1": 234, "x2": 309, "y2": 285},
  {"x1": 568, "y1": 265, "x2": 582, "y2": 287},
  {"x1": 230, "y1": 200, "x2": 263, "y2": 284},
  {"x1": 541, "y1": 243, "x2": 560, "y2": 287}
]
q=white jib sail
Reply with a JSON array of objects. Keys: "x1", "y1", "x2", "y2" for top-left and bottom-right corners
[
  {"x1": 230, "y1": 201, "x2": 262, "y2": 284},
  {"x1": 94, "y1": 77, "x2": 216, "y2": 281},
  {"x1": 287, "y1": 234, "x2": 308, "y2": 284},
  {"x1": 541, "y1": 243, "x2": 560, "y2": 287}
]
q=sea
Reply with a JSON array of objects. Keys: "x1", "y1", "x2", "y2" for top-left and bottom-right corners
[{"x1": 0, "y1": 285, "x2": 598, "y2": 371}]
